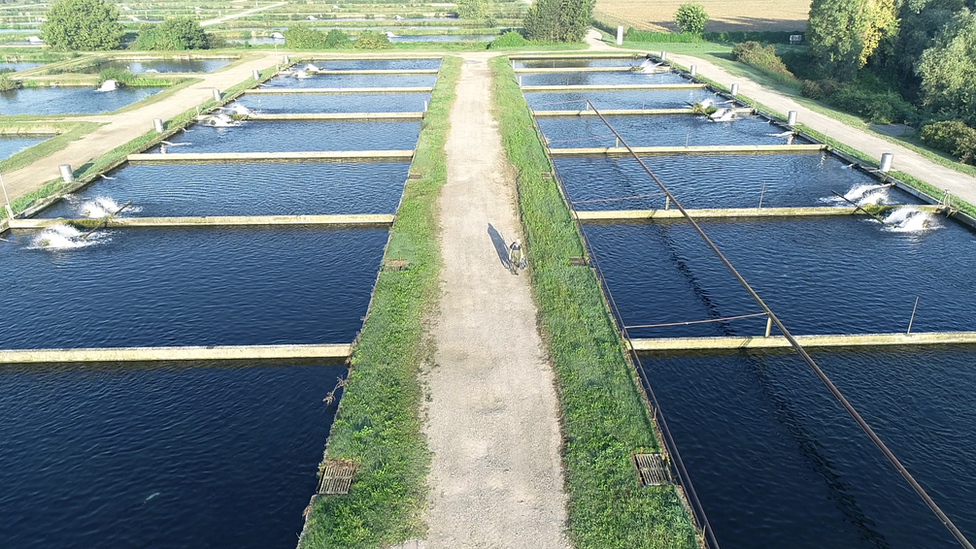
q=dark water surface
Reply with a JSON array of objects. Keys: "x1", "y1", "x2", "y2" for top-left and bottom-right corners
[
  {"x1": 539, "y1": 115, "x2": 807, "y2": 149},
  {"x1": 155, "y1": 120, "x2": 420, "y2": 152},
  {"x1": 554, "y1": 153, "x2": 907, "y2": 210},
  {"x1": 39, "y1": 161, "x2": 409, "y2": 217},
  {"x1": 0, "y1": 228, "x2": 386, "y2": 348},
  {"x1": 584, "y1": 218, "x2": 976, "y2": 338},
  {"x1": 526, "y1": 89, "x2": 726, "y2": 110},
  {"x1": 82, "y1": 58, "x2": 232, "y2": 73},
  {"x1": 0, "y1": 61, "x2": 41, "y2": 72},
  {"x1": 0, "y1": 362, "x2": 345, "y2": 549},
  {"x1": 642, "y1": 347, "x2": 976, "y2": 549},
  {"x1": 260, "y1": 73, "x2": 437, "y2": 89},
  {"x1": 0, "y1": 86, "x2": 162, "y2": 115},
  {"x1": 237, "y1": 92, "x2": 430, "y2": 113},
  {"x1": 309, "y1": 58, "x2": 441, "y2": 71},
  {"x1": 0, "y1": 135, "x2": 46, "y2": 160},
  {"x1": 520, "y1": 71, "x2": 688, "y2": 86}
]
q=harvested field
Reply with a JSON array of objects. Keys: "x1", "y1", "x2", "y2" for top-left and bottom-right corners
[{"x1": 594, "y1": 0, "x2": 810, "y2": 32}]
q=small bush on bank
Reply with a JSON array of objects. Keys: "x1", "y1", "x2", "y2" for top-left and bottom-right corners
[
  {"x1": 323, "y1": 29, "x2": 351, "y2": 48},
  {"x1": 0, "y1": 73, "x2": 20, "y2": 91},
  {"x1": 97, "y1": 68, "x2": 135, "y2": 85},
  {"x1": 626, "y1": 29, "x2": 704, "y2": 43},
  {"x1": 488, "y1": 30, "x2": 527, "y2": 48},
  {"x1": 732, "y1": 41, "x2": 795, "y2": 78},
  {"x1": 674, "y1": 3, "x2": 708, "y2": 34},
  {"x1": 354, "y1": 30, "x2": 391, "y2": 49},
  {"x1": 284, "y1": 24, "x2": 328, "y2": 49},
  {"x1": 920, "y1": 121, "x2": 976, "y2": 164},
  {"x1": 801, "y1": 77, "x2": 917, "y2": 124}
]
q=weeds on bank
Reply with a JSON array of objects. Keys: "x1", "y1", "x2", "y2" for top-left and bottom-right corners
[
  {"x1": 297, "y1": 56, "x2": 461, "y2": 549},
  {"x1": 489, "y1": 56, "x2": 698, "y2": 549}
]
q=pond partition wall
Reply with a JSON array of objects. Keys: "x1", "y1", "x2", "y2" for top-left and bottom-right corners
[
  {"x1": 0, "y1": 58, "x2": 435, "y2": 549},
  {"x1": 519, "y1": 58, "x2": 976, "y2": 549}
]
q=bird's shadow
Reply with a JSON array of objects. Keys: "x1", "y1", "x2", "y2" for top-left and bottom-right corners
[{"x1": 487, "y1": 223, "x2": 511, "y2": 269}]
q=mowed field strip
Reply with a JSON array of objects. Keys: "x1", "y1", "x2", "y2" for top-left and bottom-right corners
[{"x1": 594, "y1": 0, "x2": 812, "y2": 32}]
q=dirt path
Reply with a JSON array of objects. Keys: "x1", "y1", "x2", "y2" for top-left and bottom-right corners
[
  {"x1": 423, "y1": 53, "x2": 570, "y2": 548},
  {"x1": 1, "y1": 52, "x2": 281, "y2": 202}
]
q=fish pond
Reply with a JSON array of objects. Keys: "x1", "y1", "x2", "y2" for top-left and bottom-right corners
[
  {"x1": 0, "y1": 86, "x2": 162, "y2": 115},
  {"x1": 153, "y1": 120, "x2": 420, "y2": 152}
]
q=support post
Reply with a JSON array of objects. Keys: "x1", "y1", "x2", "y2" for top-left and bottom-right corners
[
  {"x1": 787, "y1": 110, "x2": 797, "y2": 126},
  {"x1": 765, "y1": 315, "x2": 772, "y2": 338},
  {"x1": 616, "y1": 26, "x2": 623, "y2": 45},
  {"x1": 665, "y1": 195, "x2": 670, "y2": 210},
  {"x1": 153, "y1": 118, "x2": 164, "y2": 133},
  {"x1": 58, "y1": 164, "x2": 73, "y2": 184},
  {"x1": 283, "y1": 55, "x2": 289, "y2": 64},
  {"x1": 660, "y1": 50, "x2": 667, "y2": 61},
  {"x1": 880, "y1": 153, "x2": 894, "y2": 173},
  {"x1": 731, "y1": 83, "x2": 739, "y2": 96},
  {"x1": 252, "y1": 69, "x2": 260, "y2": 80},
  {"x1": 212, "y1": 89, "x2": 221, "y2": 101},
  {"x1": 518, "y1": 75, "x2": 522, "y2": 86},
  {"x1": 907, "y1": 296, "x2": 919, "y2": 335},
  {"x1": 615, "y1": 137, "x2": 619, "y2": 148},
  {"x1": 423, "y1": 100, "x2": 428, "y2": 112},
  {"x1": 689, "y1": 65, "x2": 697, "y2": 77}
]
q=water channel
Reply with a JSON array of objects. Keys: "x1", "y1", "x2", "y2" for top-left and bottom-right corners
[{"x1": 0, "y1": 86, "x2": 163, "y2": 115}]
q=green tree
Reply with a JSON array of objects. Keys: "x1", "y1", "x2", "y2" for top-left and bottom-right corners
[
  {"x1": 455, "y1": 0, "x2": 489, "y2": 19},
  {"x1": 41, "y1": 0, "x2": 123, "y2": 51},
  {"x1": 132, "y1": 17, "x2": 211, "y2": 50},
  {"x1": 523, "y1": 0, "x2": 592, "y2": 42},
  {"x1": 807, "y1": 0, "x2": 898, "y2": 79},
  {"x1": 885, "y1": 0, "x2": 965, "y2": 99},
  {"x1": 284, "y1": 24, "x2": 329, "y2": 49},
  {"x1": 354, "y1": 30, "x2": 391, "y2": 49},
  {"x1": 918, "y1": 8, "x2": 976, "y2": 124},
  {"x1": 674, "y1": 3, "x2": 709, "y2": 34}
]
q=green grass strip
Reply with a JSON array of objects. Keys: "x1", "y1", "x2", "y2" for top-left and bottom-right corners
[
  {"x1": 0, "y1": 121, "x2": 100, "y2": 173},
  {"x1": 489, "y1": 56, "x2": 698, "y2": 549},
  {"x1": 297, "y1": 55, "x2": 462, "y2": 549}
]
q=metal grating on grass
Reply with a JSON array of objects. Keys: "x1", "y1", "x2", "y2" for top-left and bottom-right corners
[
  {"x1": 317, "y1": 459, "x2": 358, "y2": 495},
  {"x1": 632, "y1": 453, "x2": 671, "y2": 487}
]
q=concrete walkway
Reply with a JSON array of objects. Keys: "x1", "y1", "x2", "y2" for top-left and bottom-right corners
[
  {"x1": 423, "y1": 53, "x2": 570, "y2": 548},
  {"x1": 582, "y1": 32, "x2": 976, "y2": 206}
]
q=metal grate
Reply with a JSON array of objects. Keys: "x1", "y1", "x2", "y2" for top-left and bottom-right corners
[
  {"x1": 632, "y1": 453, "x2": 671, "y2": 487},
  {"x1": 317, "y1": 459, "x2": 358, "y2": 495}
]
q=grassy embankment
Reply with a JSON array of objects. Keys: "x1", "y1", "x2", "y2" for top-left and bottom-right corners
[
  {"x1": 0, "y1": 121, "x2": 100, "y2": 173},
  {"x1": 1, "y1": 65, "x2": 278, "y2": 220},
  {"x1": 489, "y1": 55, "x2": 698, "y2": 549},
  {"x1": 297, "y1": 55, "x2": 461, "y2": 549}
]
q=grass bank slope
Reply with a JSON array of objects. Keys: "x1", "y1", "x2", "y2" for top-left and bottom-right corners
[
  {"x1": 298, "y1": 55, "x2": 461, "y2": 549},
  {"x1": 490, "y1": 55, "x2": 698, "y2": 549}
]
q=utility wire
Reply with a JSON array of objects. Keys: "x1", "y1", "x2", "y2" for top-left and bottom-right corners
[{"x1": 586, "y1": 100, "x2": 975, "y2": 549}]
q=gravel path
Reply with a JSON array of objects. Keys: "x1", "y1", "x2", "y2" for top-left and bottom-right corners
[{"x1": 423, "y1": 53, "x2": 570, "y2": 549}]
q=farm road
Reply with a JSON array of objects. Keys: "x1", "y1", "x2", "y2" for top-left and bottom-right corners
[
  {"x1": 583, "y1": 33, "x2": 976, "y2": 206},
  {"x1": 422, "y1": 52, "x2": 570, "y2": 549}
]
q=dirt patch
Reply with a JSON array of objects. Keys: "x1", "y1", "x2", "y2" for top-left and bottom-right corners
[{"x1": 594, "y1": 0, "x2": 811, "y2": 33}]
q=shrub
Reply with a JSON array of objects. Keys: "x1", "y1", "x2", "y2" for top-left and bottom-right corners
[
  {"x1": 284, "y1": 24, "x2": 328, "y2": 49},
  {"x1": 920, "y1": 121, "x2": 976, "y2": 164},
  {"x1": 674, "y1": 3, "x2": 708, "y2": 34},
  {"x1": 97, "y1": 68, "x2": 135, "y2": 85},
  {"x1": 41, "y1": 0, "x2": 123, "y2": 51},
  {"x1": 0, "y1": 73, "x2": 20, "y2": 92},
  {"x1": 354, "y1": 30, "x2": 391, "y2": 49},
  {"x1": 625, "y1": 30, "x2": 704, "y2": 43},
  {"x1": 731, "y1": 41, "x2": 795, "y2": 79},
  {"x1": 489, "y1": 30, "x2": 528, "y2": 48},
  {"x1": 323, "y1": 29, "x2": 351, "y2": 48},
  {"x1": 132, "y1": 17, "x2": 213, "y2": 50}
]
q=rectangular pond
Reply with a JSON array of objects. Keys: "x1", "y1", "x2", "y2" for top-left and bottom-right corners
[
  {"x1": 518, "y1": 71, "x2": 688, "y2": 87},
  {"x1": 82, "y1": 58, "x2": 233, "y2": 74},
  {"x1": 0, "y1": 227, "x2": 387, "y2": 348},
  {"x1": 309, "y1": 58, "x2": 441, "y2": 71},
  {"x1": 538, "y1": 114, "x2": 808, "y2": 149},
  {"x1": 39, "y1": 161, "x2": 410, "y2": 217},
  {"x1": 260, "y1": 73, "x2": 437, "y2": 90},
  {"x1": 641, "y1": 347, "x2": 976, "y2": 549},
  {"x1": 155, "y1": 120, "x2": 420, "y2": 152},
  {"x1": 0, "y1": 134, "x2": 47, "y2": 160},
  {"x1": 0, "y1": 61, "x2": 42, "y2": 72},
  {"x1": 584, "y1": 216, "x2": 976, "y2": 338},
  {"x1": 237, "y1": 92, "x2": 430, "y2": 114},
  {"x1": 0, "y1": 361, "x2": 346, "y2": 549},
  {"x1": 554, "y1": 153, "x2": 912, "y2": 210},
  {"x1": 514, "y1": 58, "x2": 643, "y2": 69},
  {"x1": 525, "y1": 89, "x2": 727, "y2": 111},
  {"x1": 0, "y1": 86, "x2": 163, "y2": 115}
]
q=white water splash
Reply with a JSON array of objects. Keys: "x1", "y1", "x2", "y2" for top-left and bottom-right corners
[
  {"x1": 80, "y1": 196, "x2": 121, "y2": 218},
  {"x1": 882, "y1": 206, "x2": 940, "y2": 232},
  {"x1": 838, "y1": 184, "x2": 892, "y2": 206},
  {"x1": 639, "y1": 59, "x2": 664, "y2": 74},
  {"x1": 29, "y1": 224, "x2": 104, "y2": 250}
]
